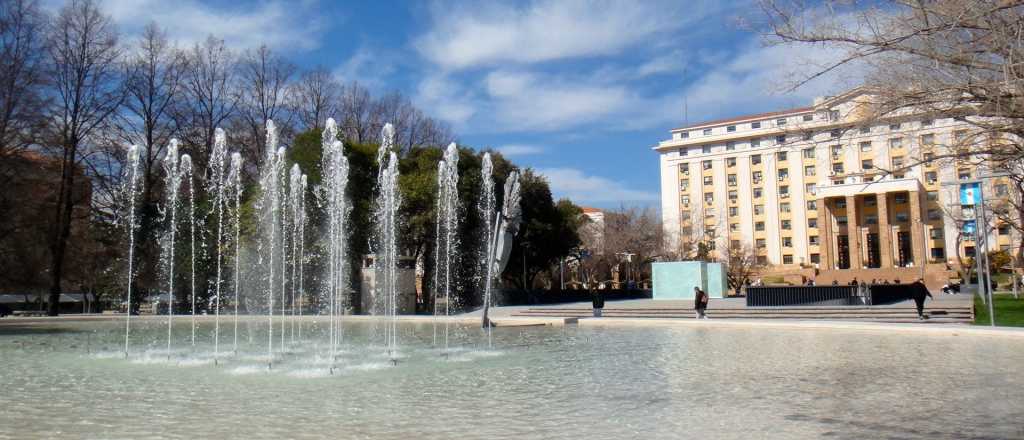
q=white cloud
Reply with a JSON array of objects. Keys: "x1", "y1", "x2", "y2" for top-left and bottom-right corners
[
  {"x1": 496, "y1": 144, "x2": 544, "y2": 156},
  {"x1": 536, "y1": 167, "x2": 659, "y2": 203},
  {"x1": 415, "y1": 0, "x2": 692, "y2": 70},
  {"x1": 98, "y1": 0, "x2": 326, "y2": 51}
]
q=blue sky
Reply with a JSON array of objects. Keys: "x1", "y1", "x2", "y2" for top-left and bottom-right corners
[{"x1": 93, "y1": 0, "x2": 858, "y2": 209}]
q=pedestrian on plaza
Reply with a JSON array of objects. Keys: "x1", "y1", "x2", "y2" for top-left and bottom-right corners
[
  {"x1": 694, "y1": 286, "x2": 709, "y2": 319},
  {"x1": 910, "y1": 279, "x2": 933, "y2": 320}
]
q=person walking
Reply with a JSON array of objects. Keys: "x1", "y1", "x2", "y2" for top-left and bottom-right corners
[
  {"x1": 694, "y1": 286, "x2": 709, "y2": 319},
  {"x1": 910, "y1": 279, "x2": 934, "y2": 320}
]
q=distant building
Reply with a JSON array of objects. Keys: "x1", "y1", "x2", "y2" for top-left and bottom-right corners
[
  {"x1": 580, "y1": 207, "x2": 605, "y2": 255},
  {"x1": 655, "y1": 88, "x2": 1020, "y2": 285}
]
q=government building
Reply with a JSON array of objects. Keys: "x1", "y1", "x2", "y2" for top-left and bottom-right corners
[{"x1": 656, "y1": 88, "x2": 1020, "y2": 286}]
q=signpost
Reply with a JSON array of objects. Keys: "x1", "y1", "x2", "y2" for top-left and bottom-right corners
[{"x1": 954, "y1": 179, "x2": 997, "y2": 326}]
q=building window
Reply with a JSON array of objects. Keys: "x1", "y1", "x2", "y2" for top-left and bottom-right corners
[
  {"x1": 755, "y1": 221, "x2": 765, "y2": 231},
  {"x1": 704, "y1": 175, "x2": 713, "y2": 185},
  {"x1": 731, "y1": 239, "x2": 741, "y2": 248},
  {"x1": 805, "y1": 114, "x2": 815, "y2": 122},
  {"x1": 930, "y1": 228, "x2": 943, "y2": 239},
  {"x1": 727, "y1": 125, "x2": 736, "y2": 132},
  {"x1": 777, "y1": 151, "x2": 787, "y2": 161},
  {"x1": 999, "y1": 225, "x2": 1011, "y2": 235},
  {"x1": 835, "y1": 199, "x2": 847, "y2": 209},
  {"x1": 928, "y1": 209, "x2": 941, "y2": 220},
  {"x1": 925, "y1": 171, "x2": 937, "y2": 184},
  {"x1": 866, "y1": 215, "x2": 878, "y2": 225},
  {"x1": 804, "y1": 165, "x2": 816, "y2": 176},
  {"x1": 778, "y1": 169, "x2": 789, "y2": 180},
  {"x1": 892, "y1": 156, "x2": 905, "y2": 168},
  {"x1": 958, "y1": 169, "x2": 971, "y2": 180},
  {"x1": 859, "y1": 126, "x2": 871, "y2": 134},
  {"x1": 894, "y1": 193, "x2": 907, "y2": 204},
  {"x1": 895, "y1": 212, "x2": 909, "y2": 222},
  {"x1": 726, "y1": 141, "x2": 736, "y2": 151},
  {"x1": 831, "y1": 145, "x2": 843, "y2": 159},
  {"x1": 861, "y1": 159, "x2": 873, "y2": 170},
  {"x1": 830, "y1": 129, "x2": 841, "y2": 139},
  {"x1": 995, "y1": 184, "x2": 1008, "y2": 196},
  {"x1": 702, "y1": 145, "x2": 712, "y2": 154},
  {"x1": 753, "y1": 188, "x2": 763, "y2": 198},
  {"x1": 780, "y1": 202, "x2": 791, "y2": 213},
  {"x1": 808, "y1": 218, "x2": 818, "y2": 228},
  {"x1": 705, "y1": 193, "x2": 714, "y2": 204},
  {"x1": 865, "y1": 197, "x2": 877, "y2": 207},
  {"x1": 807, "y1": 200, "x2": 817, "y2": 210},
  {"x1": 889, "y1": 137, "x2": 903, "y2": 149},
  {"x1": 926, "y1": 191, "x2": 939, "y2": 202},
  {"x1": 805, "y1": 183, "x2": 816, "y2": 194},
  {"x1": 680, "y1": 163, "x2": 690, "y2": 175},
  {"x1": 728, "y1": 190, "x2": 738, "y2": 200},
  {"x1": 754, "y1": 205, "x2": 764, "y2": 215},
  {"x1": 680, "y1": 179, "x2": 689, "y2": 190},
  {"x1": 681, "y1": 131, "x2": 689, "y2": 139},
  {"x1": 931, "y1": 248, "x2": 945, "y2": 260},
  {"x1": 728, "y1": 206, "x2": 738, "y2": 216},
  {"x1": 756, "y1": 239, "x2": 767, "y2": 249},
  {"x1": 751, "y1": 138, "x2": 761, "y2": 148},
  {"x1": 783, "y1": 235, "x2": 793, "y2": 247},
  {"x1": 681, "y1": 195, "x2": 690, "y2": 206},
  {"x1": 783, "y1": 254, "x2": 793, "y2": 264},
  {"x1": 837, "y1": 215, "x2": 848, "y2": 225},
  {"x1": 809, "y1": 235, "x2": 819, "y2": 245},
  {"x1": 832, "y1": 163, "x2": 844, "y2": 174},
  {"x1": 703, "y1": 160, "x2": 713, "y2": 170},
  {"x1": 779, "y1": 185, "x2": 790, "y2": 196},
  {"x1": 776, "y1": 135, "x2": 787, "y2": 144},
  {"x1": 751, "y1": 154, "x2": 762, "y2": 165},
  {"x1": 727, "y1": 174, "x2": 737, "y2": 186},
  {"x1": 859, "y1": 141, "x2": 872, "y2": 152},
  {"x1": 703, "y1": 128, "x2": 712, "y2": 135},
  {"x1": 781, "y1": 220, "x2": 791, "y2": 230},
  {"x1": 752, "y1": 170, "x2": 762, "y2": 183},
  {"x1": 889, "y1": 122, "x2": 901, "y2": 130},
  {"x1": 810, "y1": 253, "x2": 820, "y2": 264},
  {"x1": 727, "y1": 157, "x2": 736, "y2": 167},
  {"x1": 680, "y1": 148, "x2": 689, "y2": 156},
  {"x1": 751, "y1": 121, "x2": 761, "y2": 129},
  {"x1": 803, "y1": 131, "x2": 814, "y2": 141},
  {"x1": 921, "y1": 133, "x2": 935, "y2": 145},
  {"x1": 776, "y1": 118, "x2": 787, "y2": 127},
  {"x1": 802, "y1": 147, "x2": 815, "y2": 159},
  {"x1": 922, "y1": 119, "x2": 933, "y2": 126},
  {"x1": 730, "y1": 223, "x2": 739, "y2": 232},
  {"x1": 828, "y1": 110, "x2": 839, "y2": 121}
]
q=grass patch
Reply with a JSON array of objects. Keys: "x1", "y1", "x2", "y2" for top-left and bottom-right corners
[{"x1": 974, "y1": 294, "x2": 1024, "y2": 327}]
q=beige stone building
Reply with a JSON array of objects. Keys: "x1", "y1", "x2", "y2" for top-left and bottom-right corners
[{"x1": 656, "y1": 89, "x2": 1019, "y2": 285}]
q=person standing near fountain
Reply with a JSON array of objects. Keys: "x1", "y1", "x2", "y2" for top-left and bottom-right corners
[{"x1": 694, "y1": 287, "x2": 709, "y2": 319}]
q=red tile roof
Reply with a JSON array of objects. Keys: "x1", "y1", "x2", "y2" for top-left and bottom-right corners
[{"x1": 673, "y1": 106, "x2": 814, "y2": 131}]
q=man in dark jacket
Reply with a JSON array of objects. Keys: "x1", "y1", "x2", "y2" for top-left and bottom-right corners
[
  {"x1": 910, "y1": 279, "x2": 934, "y2": 320},
  {"x1": 694, "y1": 287, "x2": 709, "y2": 319}
]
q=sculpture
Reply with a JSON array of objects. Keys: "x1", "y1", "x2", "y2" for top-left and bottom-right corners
[{"x1": 482, "y1": 170, "x2": 522, "y2": 327}]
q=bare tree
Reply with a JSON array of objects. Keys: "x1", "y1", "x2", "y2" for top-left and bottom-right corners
[
  {"x1": 44, "y1": 0, "x2": 123, "y2": 315},
  {"x1": 238, "y1": 44, "x2": 295, "y2": 165},
  {"x1": 337, "y1": 81, "x2": 376, "y2": 144},
  {"x1": 760, "y1": 0, "x2": 1024, "y2": 260},
  {"x1": 178, "y1": 35, "x2": 237, "y2": 169},
  {"x1": 0, "y1": 0, "x2": 47, "y2": 237},
  {"x1": 720, "y1": 242, "x2": 764, "y2": 293},
  {"x1": 291, "y1": 65, "x2": 339, "y2": 131}
]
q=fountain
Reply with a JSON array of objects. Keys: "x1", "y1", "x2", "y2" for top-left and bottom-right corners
[
  {"x1": 319, "y1": 118, "x2": 350, "y2": 372},
  {"x1": 161, "y1": 140, "x2": 193, "y2": 359},
  {"x1": 121, "y1": 144, "x2": 143, "y2": 358},
  {"x1": 478, "y1": 153, "x2": 495, "y2": 341},
  {"x1": 433, "y1": 143, "x2": 460, "y2": 353},
  {"x1": 228, "y1": 152, "x2": 243, "y2": 355},
  {"x1": 374, "y1": 124, "x2": 401, "y2": 361},
  {"x1": 257, "y1": 121, "x2": 286, "y2": 368},
  {"x1": 482, "y1": 170, "x2": 522, "y2": 328}
]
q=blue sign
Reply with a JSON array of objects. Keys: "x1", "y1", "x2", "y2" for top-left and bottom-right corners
[
  {"x1": 963, "y1": 219, "x2": 976, "y2": 236},
  {"x1": 960, "y1": 182, "x2": 982, "y2": 205}
]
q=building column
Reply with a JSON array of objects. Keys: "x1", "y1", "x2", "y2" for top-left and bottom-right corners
[
  {"x1": 876, "y1": 192, "x2": 894, "y2": 268},
  {"x1": 909, "y1": 190, "x2": 926, "y2": 266},
  {"x1": 820, "y1": 197, "x2": 833, "y2": 270},
  {"x1": 846, "y1": 194, "x2": 862, "y2": 269}
]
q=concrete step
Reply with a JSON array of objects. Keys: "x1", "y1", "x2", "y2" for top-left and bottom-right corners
[{"x1": 510, "y1": 312, "x2": 971, "y2": 323}]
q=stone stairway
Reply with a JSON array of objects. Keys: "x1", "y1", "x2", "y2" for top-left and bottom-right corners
[{"x1": 511, "y1": 302, "x2": 975, "y2": 324}]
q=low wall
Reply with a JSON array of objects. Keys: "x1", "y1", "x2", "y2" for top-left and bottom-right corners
[{"x1": 496, "y1": 289, "x2": 652, "y2": 306}]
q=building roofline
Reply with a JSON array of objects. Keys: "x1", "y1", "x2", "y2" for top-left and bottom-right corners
[{"x1": 672, "y1": 106, "x2": 815, "y2": 132}]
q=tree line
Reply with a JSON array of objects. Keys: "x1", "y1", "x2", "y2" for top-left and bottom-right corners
[{"x1": 0, "y1": 0, "x2": 582, "y2": 315}]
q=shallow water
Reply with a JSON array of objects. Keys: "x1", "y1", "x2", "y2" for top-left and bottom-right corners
[{"x1": 1, "y1": 318, "x2": 1022, "y2": 439}]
